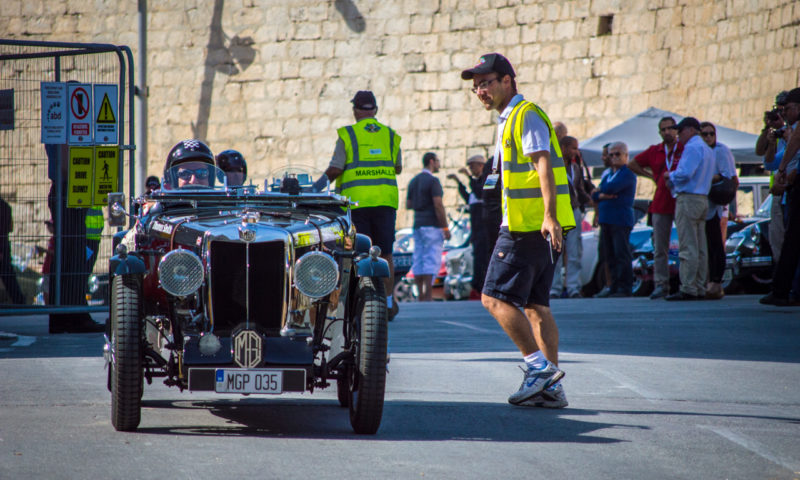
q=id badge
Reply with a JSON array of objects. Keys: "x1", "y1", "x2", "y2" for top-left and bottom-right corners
[{"x1": 483, "y1": 173, "x2": 499, "y2": 190}]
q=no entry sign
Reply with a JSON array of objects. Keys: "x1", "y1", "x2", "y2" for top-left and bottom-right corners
[{"x1": 68, "y1": 83, "x2": 93, "y2": 145}]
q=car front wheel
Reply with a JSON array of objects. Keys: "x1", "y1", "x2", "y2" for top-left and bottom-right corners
[
  {"x1": 347, "y1": 276, "x2": 387, "y2": 434},
  {"x1": 110, "y1": 274, "x2": 144, "y2": 432}
]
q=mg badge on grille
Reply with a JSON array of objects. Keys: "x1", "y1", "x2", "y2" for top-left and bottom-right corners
[{"x1": 233, "y1": 329, "x2": 262, "y2": 368}]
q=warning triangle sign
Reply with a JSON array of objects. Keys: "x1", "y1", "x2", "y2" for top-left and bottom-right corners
[{"x1": 96, "y1": 93, "x2": 116, "y2": 124}]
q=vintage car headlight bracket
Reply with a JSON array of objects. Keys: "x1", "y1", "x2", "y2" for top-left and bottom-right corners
[
  {"x1": 294, "y1": 251, "x2": 339, "y2": 299},
  {"x1": 158, "y1": 248, "x2": 205, "y2": 297}
]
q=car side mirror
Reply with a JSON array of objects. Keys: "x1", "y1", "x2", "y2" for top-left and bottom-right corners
[{"x1": 107, "y1": 192, "x2": 127, "y2": 227}]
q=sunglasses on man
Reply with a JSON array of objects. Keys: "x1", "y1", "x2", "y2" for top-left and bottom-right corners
[{"x1": 176, "y1": 168, "x2": 210, "y2": 180}]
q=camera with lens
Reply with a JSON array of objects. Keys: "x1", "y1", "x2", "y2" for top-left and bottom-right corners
[{"x1": 766, "y1": 109, "x2": 782, "y2": 122}]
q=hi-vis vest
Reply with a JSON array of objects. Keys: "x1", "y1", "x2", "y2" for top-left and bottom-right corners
[
  {"x1": 336, "y1": 118, "x2": 401, "y2": 209},
  {"x1": 85, "y1": 207, "x2": 104, "y2": 241},
  {"x1": 501, "y1": 101, "x2": 576, "y2": 233}
]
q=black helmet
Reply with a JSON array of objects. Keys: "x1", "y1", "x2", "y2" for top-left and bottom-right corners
[
  {"x1": 164, "y1": 139, "x2": 215, "y2": 188},
  {"x1": 145, "y1": 175, "x2": 161, "y2": 190},
  {"x1": 216, "y1": 149, "x2": 247, "y2": 180}
]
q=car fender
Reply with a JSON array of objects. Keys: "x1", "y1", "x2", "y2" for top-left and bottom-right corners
[
  {"x1": 109, "y1": 251, "x2": 146, "y2": 277},
  {"x1": 356, "y1": 256, "x2": 390, "y2": 278}
]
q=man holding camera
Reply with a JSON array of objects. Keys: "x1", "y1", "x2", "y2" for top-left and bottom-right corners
[
  {"x1": 761, "y1": 87, "x2": 800, "y2": 306},
  {"x1": 759, "y1": 91, "x2": 790, "y2": 262}
]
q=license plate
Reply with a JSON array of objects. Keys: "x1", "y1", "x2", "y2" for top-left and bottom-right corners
[{"x1": 215, "y1": 369, "x2": 283, "y2": 394}]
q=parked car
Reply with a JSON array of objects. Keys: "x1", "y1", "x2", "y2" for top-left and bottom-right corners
[
  {"x1": 103, "y1": 166, "x2": 389, "y2": 434},
  {"x1": 725, "y1": 195, "x2": 774, "y2": 293}
]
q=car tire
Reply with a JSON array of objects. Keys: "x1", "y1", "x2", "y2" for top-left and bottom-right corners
[
  {"x1": 347, "y1": 276, "x2": 387, "y2": 434},
  {"x1": 110, "y1": 274, "x2": 144, "y2": 432}
]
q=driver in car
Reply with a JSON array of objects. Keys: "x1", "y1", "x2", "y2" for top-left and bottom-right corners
[{"x1": 163, "y1": 139, "x2": 216, "y2": 190}]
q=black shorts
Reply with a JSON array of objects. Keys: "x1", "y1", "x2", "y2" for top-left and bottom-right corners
[
  {"x1": 350, "y1": 206, "x2": 396, "y2": 256},
  {"x1": 482, "y1": 228, "x2": 559, "y2": 308}
]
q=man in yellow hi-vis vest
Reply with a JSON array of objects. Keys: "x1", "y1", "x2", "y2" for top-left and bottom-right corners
[
  {"x1": 316, "y1": 91, "x2": 403, "y2": 319},
  {"x1": 462, "y1": 53, "x2": 575, "y2": 408}
]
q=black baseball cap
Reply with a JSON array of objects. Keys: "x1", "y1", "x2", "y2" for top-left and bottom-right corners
[
  {"x1": 676, "y1": 117, "x2": 701, "y2": 132},
  {"x1": 351, "y1": 91, "x2": 377, "y2": 110},
  {"x1": 461, "y1": 53, "x2": 516, "y2": 80},
  {"x1": 784, "y1": 87, "x2": 800, "y2": 104}
]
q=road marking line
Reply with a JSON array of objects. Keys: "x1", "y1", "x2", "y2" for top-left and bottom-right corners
[
  {"x1": 11, "y1": 335, "x2": 36, "y2": 347},
  {"x1": 699, "y1": 425, "x2": 800, "y2": 472},
  {"x1": 591, "y1": 367, "x2": 663, "y2": 402},
  {"x1": 437, "y1": 320, "x2": 501, "y2": 335}
]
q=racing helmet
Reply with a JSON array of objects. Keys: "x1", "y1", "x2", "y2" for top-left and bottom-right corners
[
  {"x1": 163, "y1": 139, "x2": 215, "y2": 188},
  {"x1": 216, "y1": 149, "x2": 247, "y2": 181}
]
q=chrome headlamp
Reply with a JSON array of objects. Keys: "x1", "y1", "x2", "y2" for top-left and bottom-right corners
[
  {"x1": 158, "y1": 249, "x2": 204, "y2": 297},
  {"x1": 294, "y1": 251, "x2": 339, "y2": 299}
]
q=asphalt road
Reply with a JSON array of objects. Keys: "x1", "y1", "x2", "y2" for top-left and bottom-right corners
[{"x1": 1, "y1": 295, "x2": 798, "y2": 479}]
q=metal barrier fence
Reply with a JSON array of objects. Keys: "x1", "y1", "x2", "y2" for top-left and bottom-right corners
[{"x1": 0, "y1": 40, "x2": 135, "y2": 314}]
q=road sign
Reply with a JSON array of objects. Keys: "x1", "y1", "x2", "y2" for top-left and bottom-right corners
[
  {"x1": 68, "y1": 83, "x2": 93, "y2": 145},
  {"x1": 93, "y1": 84, "x2": 118, "y2": 144},
  {"x1": 41, "y1": 82, "x2": 67, "y2": 143},
  {"x1": 68, "y1": 146, "x2": 94, "y2": 207},
  {"x1": 94, "y1": 146, "x2": 119, "y2": 206}
]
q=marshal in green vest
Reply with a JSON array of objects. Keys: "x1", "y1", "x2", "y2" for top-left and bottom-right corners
[
  {"x1": 500, "y1": 100, "x2": 575, "y2": 234},
  {"x1": 336, "y1": 118, "x2": 401, "y2": 209}
]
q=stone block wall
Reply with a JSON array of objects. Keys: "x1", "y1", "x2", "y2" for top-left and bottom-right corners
[{"x1": 2, "y1": 0, "x2": 799, "y2": 227}]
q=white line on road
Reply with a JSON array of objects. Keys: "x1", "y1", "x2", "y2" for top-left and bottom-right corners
[
  {"x1": 437, "y1": 320, "x2": 502, "y2": 335},
  {"x1": 591, "y1": 367, "x2": 664, "y2": 402},
  {"x1": 699, "y1": 425, "x2": 800, "y2": 473}
]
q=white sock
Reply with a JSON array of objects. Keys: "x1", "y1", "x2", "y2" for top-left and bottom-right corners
[
  {"x1": 387, "y1": 295, "x2": 393, "y2": 308},
  {"x1": 523, "y1": 351, "x2": 548, "y2": 370}
]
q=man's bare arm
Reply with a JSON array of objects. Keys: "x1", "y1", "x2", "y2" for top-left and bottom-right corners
[
  {"x1": 324, "y1": 166, "x2": 343, "y2": 182},
  {"x1": 432, "y1": 195, "x2": 451, "y2": 240},
  {"x1": 529, "y1": 150, "x2": 563, "y2": 251},
  {"x1": 777, "y1": 126, "x2": 800, "y2": 182},
  {"x1": 626, "y1": 158, "x2": 653, "y2": 181}
]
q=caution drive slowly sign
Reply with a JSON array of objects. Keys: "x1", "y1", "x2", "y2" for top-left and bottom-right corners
[
  {"x1": 68, "y1": 147, "x2": 94, "y2": 207},
  {"x1": 67, "y1": 146, "x2": 120, "y2": 207}
]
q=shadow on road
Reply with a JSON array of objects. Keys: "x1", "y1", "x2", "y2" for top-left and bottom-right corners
[{"x1": 134, "y1": 398, "x2": 632, "y2": 443}]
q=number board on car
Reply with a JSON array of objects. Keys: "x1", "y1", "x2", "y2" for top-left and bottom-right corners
[{"x1": 215, "y1": 369, "x2": 283, "y2": 394}]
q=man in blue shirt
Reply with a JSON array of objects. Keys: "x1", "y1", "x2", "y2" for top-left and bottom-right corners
[
  {"x1": 591, "y1": 142, "x2": 637, "y2": 297},
  {"x1": 664, "y1": 117, "x2": 715, "y2": 300}
]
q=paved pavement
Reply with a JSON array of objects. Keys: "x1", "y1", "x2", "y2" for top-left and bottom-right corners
[{"x1": 0, "y1": 296, "x2": 798, "y2": 479}]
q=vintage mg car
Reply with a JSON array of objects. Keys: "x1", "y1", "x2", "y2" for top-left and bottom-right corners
[{"x1": 104, "y1": 165, "x2": 389, "y2": 434}]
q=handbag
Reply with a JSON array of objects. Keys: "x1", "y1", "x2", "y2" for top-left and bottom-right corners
[{"x1": 708, "y1": 176, "x2": 737, "y2": 205}]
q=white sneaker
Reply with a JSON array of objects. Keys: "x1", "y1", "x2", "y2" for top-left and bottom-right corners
[
  {"x1": 507, "y1": 362, "x2": 565, "y2": 405},
  {"x1": 519, "y1": 382, "x2": 568, "y2": 408}
]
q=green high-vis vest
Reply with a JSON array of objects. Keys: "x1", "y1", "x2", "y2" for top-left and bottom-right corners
[
  {"x1": 336, "y1": 118, "x2": 401, "y2": 209},
  {"x1": 500, "y1": 100, "x2": 575, "y2": 233}
]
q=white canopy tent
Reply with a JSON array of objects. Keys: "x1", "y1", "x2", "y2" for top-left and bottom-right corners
[{"x1": 578, "y1": 107, "x2": 762, "y2": 167}]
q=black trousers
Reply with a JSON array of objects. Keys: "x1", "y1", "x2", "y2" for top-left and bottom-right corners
[
  {"x1": 469, "y1": 203, "x2": 489, "y2": 292},
  {"x1": 705, "y1": 212, "x2": 725, "y2": 283},
  {"x1": 772, "y1": 184, "x2": 800, "y2": 298},
  {"x1": 601, "y1": 223, "x2": 633, "y2": 294}
]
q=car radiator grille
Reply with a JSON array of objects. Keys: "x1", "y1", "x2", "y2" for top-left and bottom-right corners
[{"x1": 209, "y1": 240, "x2": 285, "y2": 334}]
